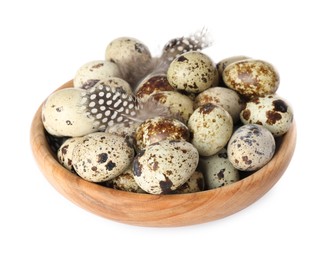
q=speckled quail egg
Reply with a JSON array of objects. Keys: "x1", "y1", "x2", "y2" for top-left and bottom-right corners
[
  {"x1": 93, "y1": 77, "x2": 132, "y2": 94},
  {"x1": 133, "y1": 140, "x2": 199, "y2": 194},
  {"x1": 57, "y1": 137, "x2": 82, "y2": 172},
  {"x1": 103, "y1": 164, "x2": 146, "y2": 193},
  {"x1": 72, "y1": 132, "x2": 134, "y2": 182},
  {"x1": 188, "y1": 103, "x2": 233, "y2": 156},
  {"x1": 240, "y1": 95, "x2": 293, "y2": 137},
  {"x1": 105, "y1": 121, "x2": 139, "y2": 147},
  {"x1": 198, "y1": 148, "x2": 239, "y2": 190},
  {"x1": 227, "y1": 124, "x2": 275, "y2": 171},
  {"x1": 135, "y1": 74, "x2": 175, "y2": 102},
  {"x1": 105, "y1": 37, "x2": 152, "y2": 86},
  {"x1": 167, "y1": 51, "x2": 218, "y2": 93},
  {"x1": 216, "y1": 56, "x2": 250, "y2": 75},
  {"x1": 194, "y1": 87, "x2": 243, "y2": 123},
  {"x1": 42, "y1": 88, "x2": 97, "y2": 137},
  {"x1": 222, "y1": 59, "x2": 279, "y2": 98},
  {"x1": 73, "y1": 60, "x2": 121, "y2": 88},
  {"x1": 148, "y1": 91, "x2": 194, "y2": 123},
  {"x1": 173, "y1": 171, "x2": 205, "y2": 194},
  {"x1": 135, "y1": 116, "x2": 190, "y2": 151}
]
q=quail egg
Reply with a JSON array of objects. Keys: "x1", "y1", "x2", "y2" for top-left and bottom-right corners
[
  {"x1": 133, "y1": 140, "x2": 199, "y2": 194},
  {"x1": 135, "y1": 116, "x2": 190, "y2": 151},
  {"x1": 93, "y1": 77, "x2": 132, "y2": 94},
  {"x1": 104, "y1": 164, "x2": 145, "y2": 193},
  {"x1": 73, "y1": 60, "x2": 121, "y2": 88},
  {"x1": 216, "y1": 55, "x2": 250, "y2": 75},
  {"x1": 57, "y1": 137, "x2": 82, "y2": 172},
  {"x1": 135, "y1": 74, "x2": 175, "y2": 102},
  {"x1": 199, "y1": 148, "x2": 239, "y2": 189},
  {"x1": 188, "y1": 103, "x2": 233, "y2": 156},
  {"x1": 194, "y1": 87, "x2": 243, "y2": 123},
  {"x1": 222, "y1": 59, "x2": 279, "y2": 98},
  {"x1": 105, "y1": 37, "x2": 152, "y2": 86},
  {"x1": 42, "y1": 88, "x2": 97, "y2": 137},
  {"x1": 72, "y1": 132, "x2": 134, "y2": 182},
  {"x1": 240, "y1": 95, "x2": 293, "y2": 136},
  {"x1": 174, "y1": 171, "x2": 205, "y2": 194},
  {"x1": 149, "y1": 91, "x2": 194, "y2": 123},
  {"x1": 227, "y1": 124, "x2": 275, "y2": 171},
  {"x1": 167, "y1": 51, "x2": 218, "y2": 93}
]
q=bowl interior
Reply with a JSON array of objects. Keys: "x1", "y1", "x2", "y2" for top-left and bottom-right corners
[{"x1": 30, "y1": 80, "x2": 296, "y2": 227}]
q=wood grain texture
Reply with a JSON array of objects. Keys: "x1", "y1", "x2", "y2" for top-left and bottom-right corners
[{"x1": 30, "y1": 80, "x2": 297, "y2": 227}]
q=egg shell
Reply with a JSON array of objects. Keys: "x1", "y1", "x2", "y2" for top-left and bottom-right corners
[
  {"x1": 72, "y1": 132, "x2": 134, "y2": 182},
  {"x1": 167, "y1": 51, "x2": 218, "y2": 93},
  {"x1": 105, "y1": 37, "x2": 152, "y2": 86},
  {"x1": 73, "y1": 60, "x2": 121, "y2": 88},
  {"x1": 222, "y1": 59, "x2": 279, "y2": 98},
  {"x1": 199, "y1": 148, "x2": 239, "y2": 190},
  {"x1": 42, "y1": 88, "x2": 97, "y2": 137},
  {"x1": 194, "y1": 87, "x2": 243, "y2": 123},
  {"x1": 105, "y1": 37, "x2": 151, "y2": 66},
  {"x1": 227, "y1": 124, "x2": 276, "y2": 171},
  {"x1": 105, "y1": 121, "x2": 139, "y2": 147},
  {"x1": 133, "y1": 140, "x2": 199, "y2": 194},
  {"x1": 173, "y1": 171, "x2": 205, "y2": 194},
  {"x1": 57, "y1": 137, "x2": 82, "y2": 172},
  {"x1": 216, "y1": 55, "x2": 250, "y2": 75},
  {"x1": 149, "y1": 91, "x2": 194, "y2": 123},
  {"x1": 188, "y1": 103, "x2": 233, "y2": 156},
  {"x1": 93, "y1": 77, "x2": 132, "y2": 94},
  {"x1": 135, "y1": 74, "x2": 175, "y2": 102},
  {"x1": 135, "y1": 116, "x2": 190, "y2": 151},
  {"x1": 240, "y1": 95, "x2": 293, "y2": 136},
  {"x1": 104, "y1": 164, "x2": 146, "y2": 193}
]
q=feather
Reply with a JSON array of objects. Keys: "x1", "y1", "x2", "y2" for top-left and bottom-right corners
[
  {"x1": 117, "y1": 28, "x2": 213, "y2": 91},
  {"x1": 80, "y1": 29, "x2": 212, "y2": 130},
  {"x1": 80, "y1": 84, "x2": 171, "y2": 131}
]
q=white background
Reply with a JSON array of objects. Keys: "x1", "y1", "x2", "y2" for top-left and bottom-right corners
[{"x1": 1, "y1": 0, "x2": 331, "y2": 259}]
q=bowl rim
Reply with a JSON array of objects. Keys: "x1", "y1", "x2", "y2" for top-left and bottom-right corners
[{"x1": 30, "y1": 80, "x2": 297, "y2": 227}]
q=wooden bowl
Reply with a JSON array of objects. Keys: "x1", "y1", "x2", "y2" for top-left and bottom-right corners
[{"x1": 30, "y1": 80, "x2": 296, "y2": 227}]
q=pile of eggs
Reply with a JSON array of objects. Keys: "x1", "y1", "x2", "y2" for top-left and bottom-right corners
[{"x1": 42, "y1": 35, "x2": 293, "y2": 195}]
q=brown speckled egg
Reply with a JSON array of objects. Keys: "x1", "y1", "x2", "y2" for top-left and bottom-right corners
[
  {"x1": 167, "y1": 51, "x2": 218, "y2": 93},
  {"x1": 199, "y1": 148, "x2": 239, "y2": 190},
  {"x1": 149, "y1": 91, "x2": 194, "y2": 123},
  {"x1": 42, "y1": 88, "x2": 97, "y2": 137},
  {"x1": 133, "y1": 140, "x2": 199, "y2": 194},
  {"x1": 222, "y1": 59, "x2": 279, "y2": 98},
  {"x1": 104, "y1": 164, "x2": 146, "y2": 193},
  {"x1": 174, "y1": 171, "x2": 205, "y2": 194},
  {"x1": 57, "y1": 137, "x2": 82, "y2": 172},
  {"x1": 135, "y1": 116, "x2": 190, "y2": 151},
  {"x1": 194, "y1": 87, "x2": 243, "y2": 123},
  {"x1": 135, "y1": 74, "x2": 175, "y2": 102},
  {"x1": 72, "y1": 132, "x2": 134, "y2": 182},
  {"x1": 227, "y1": 124, "x2": 275, "y2": 171},
  {"x1": 188, "y1": 103, "x2": 233, "y2": 156},
  {"x1": 216, "y1": 56, "x2": 250, "y2": 75},
  {"x1": 240, "y1": 95, "x2": 293, "y2": 136},
  {"x1": 73, "y1": 60, "x2": 121, "y2": 88}
]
